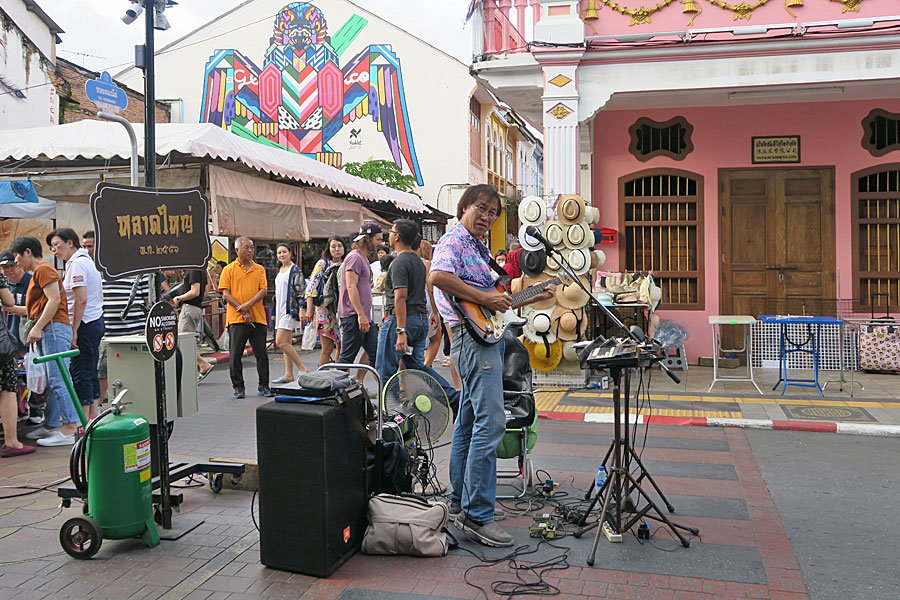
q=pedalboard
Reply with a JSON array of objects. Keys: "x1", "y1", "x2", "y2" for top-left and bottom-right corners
[
  {"x1": 637, "y1": 523, "x2": 650, "y2": 539},
  {"x1": 541, "y1": 479, "x2": 560, "y2": 497},
  {"x1": 602, "y1": 521, "x2": 623, "y2": 543},
  {"x1": 529, "y1": 514, "x2": 560, "y2": 539}
]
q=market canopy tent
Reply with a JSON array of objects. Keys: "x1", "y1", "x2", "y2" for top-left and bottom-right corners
[
  {"x1": 0, "y1": 182, "x2": 56, "y2": 219},
  {"x1": 0, "y1": 120, "x2": 426, "y2": 214}
]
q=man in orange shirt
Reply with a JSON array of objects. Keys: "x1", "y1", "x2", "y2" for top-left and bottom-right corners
[{"x1": 219, "y1": 237, "x2": 272, "y2": 399}]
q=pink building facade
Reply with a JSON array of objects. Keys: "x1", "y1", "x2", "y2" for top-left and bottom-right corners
[{"x1": 471, "y1": 0, "x2": 900, "y2": 360}]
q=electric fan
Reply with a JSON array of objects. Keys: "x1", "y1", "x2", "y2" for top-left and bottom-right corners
[{"x1": 382, "y1": 369, "x2": 452, "y2": 450}]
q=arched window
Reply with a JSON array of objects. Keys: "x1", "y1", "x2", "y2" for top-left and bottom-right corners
[
  {"x1": 619, "y1": 169, "x2": 705, "y2": 309},
  {"x1": 852, "y1": 164, "x2": 900, "y2": 312}
]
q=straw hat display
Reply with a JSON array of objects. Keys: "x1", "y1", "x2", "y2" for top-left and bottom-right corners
[
  {"x1": 518, "y1": 196, "x2": 546, "y2": 226},
  {"x1": 558, "y1": 194, "x2": 586, "y2": 225},
  {"x1": 520, "y1": 276, "x2": 557, "y2": 310},
  {"x1": 522, "y1": 307, "x2": 557, "y2": 344},
  {"x1": 563, "y1": 222, "x2": 592, "y2": 250},
  {"x1": 510, "y1": 275, "x2": 524, "y2": 295},
  {"x1": 544, "y1": 220, "x2": 565, "y2": 248},
  {"x1": 585, "y1": 206, "x2": 600, "y2": 226},
  {"x1": 519, "y1": 249, "x2": 547, "y2": 277},
  {"x1": 522, "y1": 337, "x2": 563, "y2": 372},
  {"x1": 518, "y1": 224, "x2": 543, "y2": 252},
  {"x1": 552, "y1": 305, "x2": 587, "y2": 341},
  {"x1": 565, "y1": 247, "x2": 591, "y2": 276},
  {"x1": 649, "y1": 279, "x2": 663, "y2": 311},
  {"x1": 557, "y1": 276, "x2": 591, "y2": 309}
]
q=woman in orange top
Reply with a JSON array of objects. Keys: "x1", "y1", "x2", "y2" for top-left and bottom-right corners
[{"x1": 11, "y1": 236, "x2": 78, "y2": 447}]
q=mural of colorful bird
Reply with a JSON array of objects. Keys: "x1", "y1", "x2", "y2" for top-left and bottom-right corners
[{"x1": 200, "y1": 2, "x2": 424, "y2": 185}]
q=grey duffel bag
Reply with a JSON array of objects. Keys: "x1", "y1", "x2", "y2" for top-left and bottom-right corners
[{"x1": 361, "y1": 494, "x2": 452, "y2": 557}]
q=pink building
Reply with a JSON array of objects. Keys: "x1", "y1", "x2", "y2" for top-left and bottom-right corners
[{"x1": 470, "y1": 0, "x2": 900, "y2": 359}]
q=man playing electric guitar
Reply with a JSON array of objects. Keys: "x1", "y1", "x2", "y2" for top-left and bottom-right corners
[{"x1": 430, "y1": 185, "x2": 556, "y2": 547}]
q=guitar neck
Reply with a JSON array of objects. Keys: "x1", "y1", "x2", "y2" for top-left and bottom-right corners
[{"x1": 509, "y1": 277, "x2": 562, "y2": 308}]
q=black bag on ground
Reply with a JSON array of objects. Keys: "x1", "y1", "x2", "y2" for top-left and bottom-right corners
[{"x1": 367, "y1": 441, "x2": 413, "y2": 495}]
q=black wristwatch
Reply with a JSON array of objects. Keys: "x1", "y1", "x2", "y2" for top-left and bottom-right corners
[{"x1": 396, "y1": 327, "x2": 406, "y2": 334}]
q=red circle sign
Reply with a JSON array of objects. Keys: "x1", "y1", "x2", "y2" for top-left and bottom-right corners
[{"x1": 146, "y1": 302, "x2": 178, "y2": 362}]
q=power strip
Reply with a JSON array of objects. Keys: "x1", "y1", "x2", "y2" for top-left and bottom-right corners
[{"x1": 602, "y1": 521, "x2": 622, "y2": 543}]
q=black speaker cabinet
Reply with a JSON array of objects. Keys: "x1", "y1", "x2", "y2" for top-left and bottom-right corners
[{"x1": 256, "y1": 400, "x2": 367, "y2": 577}]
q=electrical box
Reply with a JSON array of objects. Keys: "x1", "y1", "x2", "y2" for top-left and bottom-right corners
[{"x1": 106, "y1": 333, "x2": 199, "y2": 425}]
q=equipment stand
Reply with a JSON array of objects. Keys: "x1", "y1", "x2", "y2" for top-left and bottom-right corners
[{"x1": 574, "y1": 365, "x2": 697, "y2": 564}]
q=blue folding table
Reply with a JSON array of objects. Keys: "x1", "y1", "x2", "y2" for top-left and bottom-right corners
[{"x1": 758, "y1": 315, "x2": 842, "y2": 396}]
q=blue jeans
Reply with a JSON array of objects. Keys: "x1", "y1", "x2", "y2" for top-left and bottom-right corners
[
  {"x1": 40, "y1": 321, "x2": 77, "y2": 428},
  {"x1": 375, "y1": 316, "x2": 460, "y2": 413},
  {"x1": 337, "y1": 315, "x2": 378, "y2": 368},
  {"x1": 448, "y1": 329, "x2": 505, "y2": 524},
  {"x1": 71, "y1": 317, "x2": 104, "y2": 405}
]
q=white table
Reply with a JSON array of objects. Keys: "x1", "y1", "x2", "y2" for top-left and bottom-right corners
[{"x1": 708, "y1": 315, "x2": 762, "y2": 394}]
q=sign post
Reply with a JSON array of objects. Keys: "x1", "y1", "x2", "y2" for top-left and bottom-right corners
[
  {"x1": 91, "y1": 182, "x2": 211, "y2": 531},
  {"x1": 85, "y1": 73, "x2": 139, "y2": 186}
]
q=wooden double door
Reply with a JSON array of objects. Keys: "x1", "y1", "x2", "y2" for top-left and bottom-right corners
[{"x1": 719, "y1": 167, "x2": 835, "y2": 318}]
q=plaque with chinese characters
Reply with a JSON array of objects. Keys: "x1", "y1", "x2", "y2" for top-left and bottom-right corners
[
  {"x1": 91, "y1": 182, "x2": 212, "y2": 280},
  {"x1": 751, "y1": 136, "x2": 800, "y2": 164}
]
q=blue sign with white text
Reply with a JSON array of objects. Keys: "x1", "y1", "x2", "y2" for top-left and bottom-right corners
[{"x1": 85, "y1": 72, "x2": 128, "y2": 113}]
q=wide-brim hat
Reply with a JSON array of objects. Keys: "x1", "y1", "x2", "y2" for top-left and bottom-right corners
[
  {"x1": 563, "y1": 222, "x2": 592, "y2": 249},
  {"x1": 522, "y1": 273, "x2": 557, "y2": 310},
  {"x1": 522, "y1": 307, "x2": 557, "y2": 344},
  {"x1": 544, "y1": 252, "x2": 562, "y2": 275},
  {"x1": 544, "y1": 220, "x2": 565, "y2": 248},
  {"x1": 590, "y1": 249, "x2": 606, "y2": 269},
  {"x1": 558, "y1": 194, "x2": 586, "y2": 225},
  {"x1": 557, "y1": 276, "x2": 590, "y2": 309},
  {"x1": 518, "y1": 224, "x2": 543, "y2": 252},
  {"x1": 565, "y1": 247, "x2": 591, "y2": 276},
  {"x1": 520, "y1": 249, "x2": 547, "y2": 277},
  {"x1": 585, "y1": 206, "x2": 600, "y2": 226},
  {"x1": 522, "y1": 337, "x2": 563, "y2": 372},
  {"x1": 561, "y1": 340, "x2": 579, "y2": 362},
  {"x1": 510, "y1": 275, "x2": 524, "y2": 295},
  {"x1": 649, "y1": 280, "x2": 663, "y2": 311},
  {"x1": 518, "y1": 196, "x2": 546, "y2": 226},
  {"x1": 552, "y1": 305, "x2": 587, "y2": 341}
]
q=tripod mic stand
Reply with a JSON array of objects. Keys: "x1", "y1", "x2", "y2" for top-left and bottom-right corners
[
  {"x1": 530, "y1": 240, "x2": 696, "y2": 562},
  {"x1": 573, "y1": 354, "x2": 699, "y2": 565}
]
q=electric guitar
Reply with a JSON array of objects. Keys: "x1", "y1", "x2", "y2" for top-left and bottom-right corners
[{"x1": 454, "y1": 275, "x2": 567, "y2": 344}]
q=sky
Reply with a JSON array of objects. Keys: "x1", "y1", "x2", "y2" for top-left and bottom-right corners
[{"x1": 42, "y1": 0, "x2": 473, "y2": 74}]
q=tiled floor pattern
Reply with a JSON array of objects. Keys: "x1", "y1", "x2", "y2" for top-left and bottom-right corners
[{"x1": 0, "y1": 418, "x2": 810, "y2": 600}]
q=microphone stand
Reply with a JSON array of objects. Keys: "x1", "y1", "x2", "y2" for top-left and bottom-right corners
[{"x1": 541, "y1": 244, "x2": 696, "y2": 561}]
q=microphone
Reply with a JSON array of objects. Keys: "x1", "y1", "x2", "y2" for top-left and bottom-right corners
[{"x1": 524, "y1": 225, "x2": 555, "y2": 254}]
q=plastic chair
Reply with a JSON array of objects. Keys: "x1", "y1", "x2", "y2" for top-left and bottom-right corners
[{"x1": 496, "y1": 326, "x2": 537, "y2": 499}]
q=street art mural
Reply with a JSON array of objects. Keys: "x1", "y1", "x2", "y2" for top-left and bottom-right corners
[{"x1": 200, "y1": 2, "x2": 424, "y2": 185}]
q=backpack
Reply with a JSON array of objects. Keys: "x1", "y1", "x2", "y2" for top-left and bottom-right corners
[{"x1": 321, "y1": 263, "x2": 342, "y2": 315}]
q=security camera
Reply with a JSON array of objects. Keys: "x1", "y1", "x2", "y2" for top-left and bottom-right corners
[
  {"x1": 121, "y1": 1, "x2": 143, "y2": 24},
  {"x1": 153, "y1": 11, "x2": 170, "y2": 30}
]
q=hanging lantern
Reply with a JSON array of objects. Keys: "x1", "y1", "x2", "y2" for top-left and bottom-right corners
[
  {"x1": 682, "y1": 0, "x2": 701, "y2": 25},
  {"x1": 583, "y1": 0, "x2": 600, "y2": 20}
]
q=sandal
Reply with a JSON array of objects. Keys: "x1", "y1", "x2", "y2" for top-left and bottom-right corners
[
  {"x1": 271, "y1": 376, "x2": 293, "y2": 384},
  {"x1": 197, "y1": 366, "x2": 213, "y2": 382}
]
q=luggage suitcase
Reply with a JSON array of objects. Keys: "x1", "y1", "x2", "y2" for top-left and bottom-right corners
[{"x1": 857, "y1": 293, "x2": 900, "y2": 373}]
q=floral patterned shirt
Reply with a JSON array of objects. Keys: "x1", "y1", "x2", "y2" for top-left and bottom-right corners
[{"x1": 430, "y1": 222, "x2": 494, "y2": 325}]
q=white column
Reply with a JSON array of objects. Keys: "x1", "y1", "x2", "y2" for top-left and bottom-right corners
[
  {"x1": 534, "y1": 0, "x2": 584, "y2": 197},
  {"x1": 540, "y1": 59, "x2": 582, "y2": 197}
]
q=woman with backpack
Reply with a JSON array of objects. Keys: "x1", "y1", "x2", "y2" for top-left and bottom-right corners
[
  {"x1": 305, "y1": 236, "x2": 345, "y2": 367},
  {"x1": 271, "y1": 243, "x2": 308, "y2": 383}
]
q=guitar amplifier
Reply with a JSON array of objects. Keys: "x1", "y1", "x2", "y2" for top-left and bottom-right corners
[{"x1": 256, "y1": 400, "x2": 367, "y2": 577}]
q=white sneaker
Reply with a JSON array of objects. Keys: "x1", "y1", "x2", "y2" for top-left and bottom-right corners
[
  {"x1": 25, "y1": 426, "x2": 56, "y2": 440},
  {"x1": 36, "y1": 430, "x2": 75, "y2": 446}
]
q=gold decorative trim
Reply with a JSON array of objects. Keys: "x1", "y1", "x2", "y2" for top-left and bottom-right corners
[
  {"x1": 598, "y1": 0, "x2": 675, "y2": 26},
  {"x1": 547, "y1": 103, "x2": 574, "y2": 120},
  {"x1": 548, "y1": 74, "x2": 573, "y2": 88}
]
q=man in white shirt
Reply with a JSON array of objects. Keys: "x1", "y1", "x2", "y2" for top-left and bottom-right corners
[{"x1": 48, "y1": 228, "x2": 105, "y2": 420}]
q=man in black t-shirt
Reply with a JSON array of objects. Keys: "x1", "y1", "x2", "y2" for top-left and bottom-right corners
[
  {"x1": 173, "y1": 269, "x2": 213, "y2": 380},
  {"x1": 375, "y1": 220, "x2": 459, "y2": 413}
]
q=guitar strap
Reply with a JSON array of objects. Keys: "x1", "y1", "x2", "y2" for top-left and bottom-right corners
[
  {"x1": 450, "y1": 254, "x2": 511, "y2": 346},
  {"x1": 488, "y1": 256, "x2": 511, "y2": 287}
]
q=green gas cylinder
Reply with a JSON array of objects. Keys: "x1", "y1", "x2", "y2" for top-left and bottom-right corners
[{"x1": 85, "y1": 411, "x2": 159, "y2": 546}]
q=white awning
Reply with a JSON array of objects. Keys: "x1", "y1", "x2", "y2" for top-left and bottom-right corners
[{"x1": 0, "y1": 120, "x2": 425, "y2": 213}]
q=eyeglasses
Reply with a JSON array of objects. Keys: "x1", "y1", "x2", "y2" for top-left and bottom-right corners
[{"x1": 472, "y1": 203, "x2": 499, "y2": 219}]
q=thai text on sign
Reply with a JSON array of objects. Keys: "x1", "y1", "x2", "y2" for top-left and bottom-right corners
[{"x1": 117, "y1": 204, "x2": 194, "y2": 239}]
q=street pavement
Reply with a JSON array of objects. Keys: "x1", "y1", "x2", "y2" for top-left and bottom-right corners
[{"x1": 0, "y1": 346, "x2": 898, "y2": 599}]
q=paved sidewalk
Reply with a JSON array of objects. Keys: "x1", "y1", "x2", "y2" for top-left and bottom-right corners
[{"x1": 0, "y1": 351, "x2": 896, "y2": 599}]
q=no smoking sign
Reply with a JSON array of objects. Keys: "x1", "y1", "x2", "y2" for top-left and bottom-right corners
[{"x1": 146, "y1": 302, "x2": 178, "y2": 362}]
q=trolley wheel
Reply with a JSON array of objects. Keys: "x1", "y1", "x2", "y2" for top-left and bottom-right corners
[
  {"x1": 59, "y1": 516, "x2": 102, "y2": 560},
  {"x1": 209, "y1": 473, "x2": 224, "y2": 494}
]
